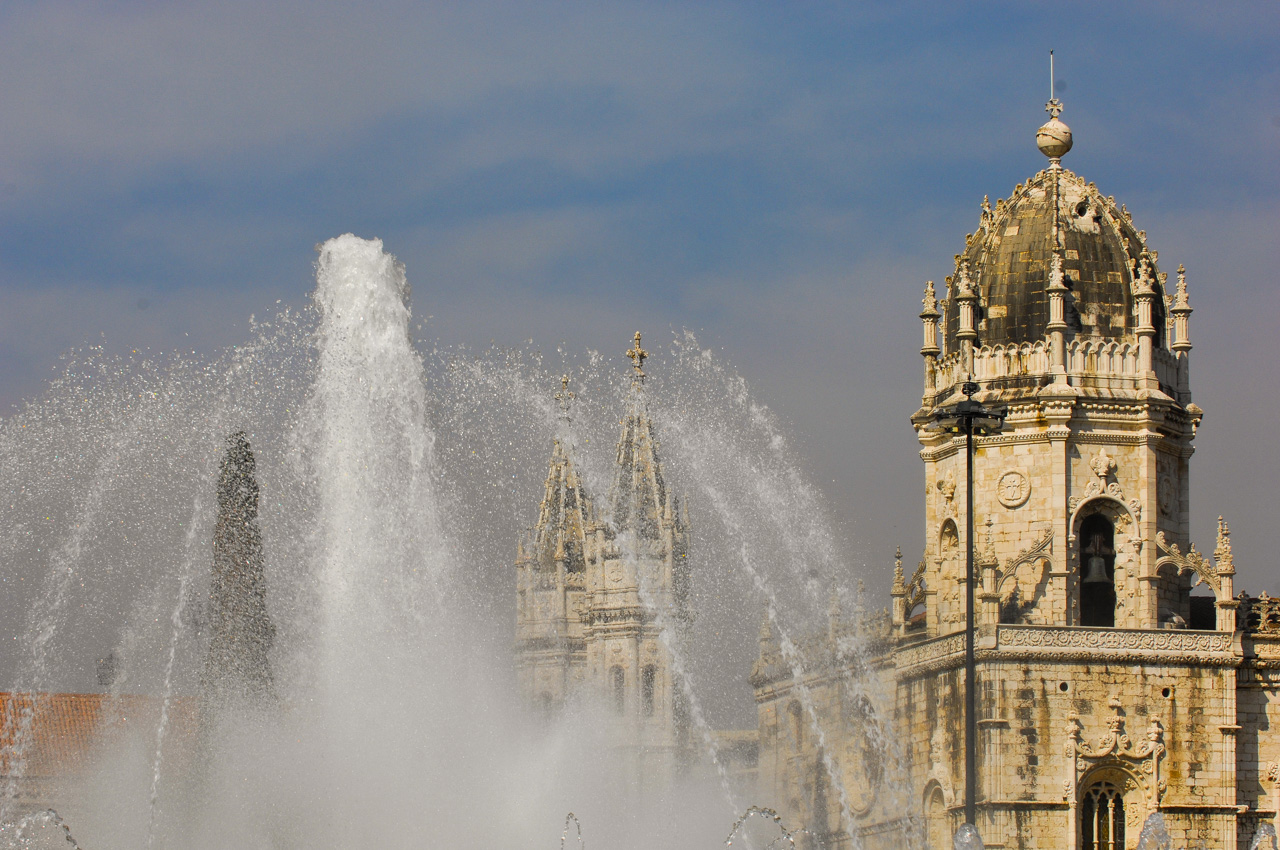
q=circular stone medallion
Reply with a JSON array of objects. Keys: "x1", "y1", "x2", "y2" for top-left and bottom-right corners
[{"x1": 997, "y1": 470, "x2": 1031, "y2": 508}]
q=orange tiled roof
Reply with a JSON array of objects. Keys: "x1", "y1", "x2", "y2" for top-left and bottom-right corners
[{"x1": 0, "y1": 693, "x2": 197, "y2": 779}]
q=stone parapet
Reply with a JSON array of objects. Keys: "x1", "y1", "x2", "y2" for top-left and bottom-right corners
[
  {"x1": 894, "y1": 626, "x2": 1238, "y2": 679},
  {"x1": 993, "y1": 624, "x2": 1238, "y2": 666}
]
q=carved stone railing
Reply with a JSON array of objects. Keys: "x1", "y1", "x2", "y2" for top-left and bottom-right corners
[
  {"x1": 931, "y1": 338, "x2": 1182, "y2": 399},
  {"x1": 893, "y1": 632, "x2": 966, "y2": 672},
  {"x1": 995, "y1": 625, "x2": 1235, "y2": 665},
  {"x1": 1239, "y1": 592, "x2": 1280, "y2": 635},
  {"x1": 1066, "y1": 339, "x2": 1139, "y2": 376}
]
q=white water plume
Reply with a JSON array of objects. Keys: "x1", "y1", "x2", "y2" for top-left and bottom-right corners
[{"x1": 0, "y1": 237, "x2": 916, "y2": 849}]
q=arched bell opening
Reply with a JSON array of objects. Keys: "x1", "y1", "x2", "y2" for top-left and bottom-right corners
[{"x1": 1079, "y1": 513, "x2": 1117, "y2": 627}]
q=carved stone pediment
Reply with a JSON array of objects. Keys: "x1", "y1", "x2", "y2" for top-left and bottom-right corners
[{"x1": 1064, "y1": 698, "x2": 1166, "y2": 809}]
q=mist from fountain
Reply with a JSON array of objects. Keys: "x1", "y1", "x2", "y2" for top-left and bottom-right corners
[{"x1": 0, "y1": 235, "x2": 906, "y2": 849}]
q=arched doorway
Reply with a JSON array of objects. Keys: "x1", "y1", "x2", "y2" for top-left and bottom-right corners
[{"x1": 1080, "y1": 779, "x2": 1126, "y2": 850}]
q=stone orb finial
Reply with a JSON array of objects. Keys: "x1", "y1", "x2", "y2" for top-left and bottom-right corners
[{"x1": 1037, "y1": 117, "x2": 1073, "y2": 159}]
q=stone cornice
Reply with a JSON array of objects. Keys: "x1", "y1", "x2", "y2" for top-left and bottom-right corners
[
  {"x1": 993, "y1": 625, "x2": 1238, "y2": 666},
  {"x1": 920, "y1": 428, "x2": 1168, "y2": 460},
  {"x1": 894, "y1": 626, "x2": 1239, "y2": 675}
]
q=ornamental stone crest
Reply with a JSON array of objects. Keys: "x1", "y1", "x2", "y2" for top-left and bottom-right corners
[
  {"x1": 997, "y1": 469, "x2": 1031, "y2": 508},
  {"x1": 1090, "y1": 449, "x2": 1117, "y2": 482},
  {"x1": 1064, "y1": 697, "x2": 1166, "y2": 810},
  {"x1": 1070, "y1": 450, "x2": 1129, "y2": 511},
  {"x1": 937, "y1": 470, "x2": 957, "y2": 516}
]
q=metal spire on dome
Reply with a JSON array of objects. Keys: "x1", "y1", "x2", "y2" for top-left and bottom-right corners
[
  {"x1": 1037, "y1": 50, "x2": 1072, "y2": 167},
  {"x1": 1046, "y1": 50, "x2": 1063, "y2": 118}
]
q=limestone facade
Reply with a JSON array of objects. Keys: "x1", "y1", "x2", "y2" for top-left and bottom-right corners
[
  {"x1": 514, "y1": 340, "x2": 694, "y2": 786},
  {"x1": 750, "y1": 104, "x2": 1280, "y2": 850}
]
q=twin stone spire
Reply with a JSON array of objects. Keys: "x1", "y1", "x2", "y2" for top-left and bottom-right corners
[{"x1": 515, "y1": 333, "x2": 692, "y2": 784}]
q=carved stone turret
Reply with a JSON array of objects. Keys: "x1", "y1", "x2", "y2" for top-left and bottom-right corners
[
  {"x1": 1170, "y1": 264, "x2": 1192, "y2": 355},
  {"x1": 921, "y1": 282, "x2": 941, "y2": 398}
]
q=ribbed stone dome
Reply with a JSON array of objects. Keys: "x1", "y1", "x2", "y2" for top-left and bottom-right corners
[{"x1": 943, "y1": 167, "x2": 1167, "y2": 351}]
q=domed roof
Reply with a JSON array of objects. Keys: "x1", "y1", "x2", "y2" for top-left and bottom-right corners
[{"x1": 943, "y1": 166, "x2": 1168, "y2": 352}]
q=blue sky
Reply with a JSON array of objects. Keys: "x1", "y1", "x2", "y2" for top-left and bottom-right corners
[{"x1": 0, "y1": 1, "x2": 1277, "y2": 590}]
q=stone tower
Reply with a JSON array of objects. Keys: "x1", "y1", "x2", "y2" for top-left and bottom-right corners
[
  {"x1": 584, "y1": 332, "x2": 692, "y2": 782},
  {"x1": 887, "y1": 96, "x2": 1244, "y2": 849},
  {"x1": 514, "y1": 377, "x2": 593, "y2": 716},
  {"x1": 515, "y1": 334, "x2": 693, "y2": 784},
  {"x1": 904, "y1": 93, "x2": 1215, "y2": 639}
]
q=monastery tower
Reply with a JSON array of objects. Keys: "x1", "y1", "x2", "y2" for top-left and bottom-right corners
[
  {"x1": 515, "y1": 334, "x2": 692, "y2": 786},
  {"x1": 752, "y1": 93, "x2": 1280, "y2": 850}
]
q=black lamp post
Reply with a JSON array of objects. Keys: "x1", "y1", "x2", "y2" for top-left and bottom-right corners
[{"x1": 931, "y1": 380, "x2": 1005, "y2": 829}]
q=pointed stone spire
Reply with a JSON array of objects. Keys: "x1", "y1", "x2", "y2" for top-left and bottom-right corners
[
  {"x1": 759, "y1": 607, "x2": 775, "y2": 650},
  {"x1": 1215, "y1": 516, "x2": 1234, "y2": 577},
  {"x1": 953, "y1": 257, "x2": 979, "y2": 370},
  {"x1": 892, "y1": 546, "x2": 906, "y2": 596},
  {"x1": 921, "y1": 281, "x2": 942, "y2": 398},
  {"x1": 201, "y1": 432, "x2": 275, "y2": 707},
  {"x1": 626, "y1": 330, "x2": 648, "y2": 383},
  {"x1": 981, "y1": 518, "x2": 999, "y2": 568},
  {"x1": 530, "y1": 379, "x2": 592, "y2": 569},
  {"x1": 610, "y1": 331, "x2": 680, "y2": 541},
  {"x1": 1171, "y1": 264, "x2": 1193, "y2": 354},
  {"x1": 554, "y1": 373, "x2": 575, "y2": 429}
]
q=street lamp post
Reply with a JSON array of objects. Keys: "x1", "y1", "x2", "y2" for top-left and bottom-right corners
[{"x1": 931, "y1": 379, "x2": 1005, "y2": 830}]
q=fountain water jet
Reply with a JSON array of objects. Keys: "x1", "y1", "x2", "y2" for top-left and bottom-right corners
[{"x1": 0, "y1": 235, "x2": 909, "y2": 850}]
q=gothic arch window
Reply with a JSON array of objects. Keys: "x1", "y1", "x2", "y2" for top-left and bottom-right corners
[
  {"x1": 641, "y1": 665, "x2": 657, "y2": 716},
  {"x1": 1079, "y1": 513, "x2": 1117, "y2": 627},
  {"x1": 787, "y1": 700, "x2": 805, "y2": 751},
  {"x1": 610, "y1": 666, "x2": 625, "y2": 715},
  {"x1": 1080, "y1": 779, "x2": 1125, "y2": 850},
  {"x1": 939, "y1": 520, "x2": 960, "y2": 562}
]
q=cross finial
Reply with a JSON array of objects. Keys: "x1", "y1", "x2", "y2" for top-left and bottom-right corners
[
  {"x1": 626, "y1": 331, "x2": 648, "y2": 380},
  {"x1": 554, "y1": 374, "x2": 575, "y2": 422},
  {"x1": 1045, "y1": 50, "x2": 1063, "y2": 118}
]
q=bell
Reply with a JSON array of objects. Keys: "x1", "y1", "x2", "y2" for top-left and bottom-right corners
[{"x1": 1083, "y1": 555, "x2": 1110, "y2": 584}]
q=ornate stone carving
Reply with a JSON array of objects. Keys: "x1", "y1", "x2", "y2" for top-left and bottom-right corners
[
  {"x1": 997, "y1": 469, "x2": 1031, "y2": 508},
  {"x1": 937, "y1": 470, "x2": 957, "y2": 516},
  {"x1": 894, "y1": 633, "x2": 966, "y2": 671},
  {"x1": 904, "y1": 560, "x2": 927, "y2": 620},
  {"x1": 1240, "y1": 592, "x2": 1280, "y2": 634},
  {"x1": 1090, "y1": 448, "x2": 1117, "y2": 481},
  {"x1": 998, "y1": 625, "x2": 1230, "y2": 654},
  {"x1": 1066, "y1": 698, "x2": 1166, "y2": 810},
  {"x1": 1155, "y1": 532, "x2": 1219, "y2": 594}
]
